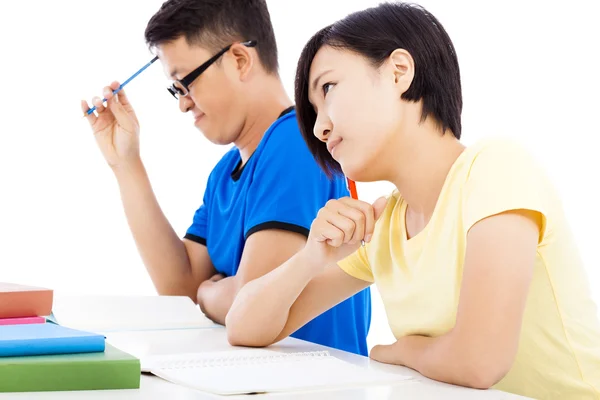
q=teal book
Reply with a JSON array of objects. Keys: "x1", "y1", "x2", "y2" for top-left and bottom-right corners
[{"x1": 0, "y1": 343, "x2": 140, "y2": 392}]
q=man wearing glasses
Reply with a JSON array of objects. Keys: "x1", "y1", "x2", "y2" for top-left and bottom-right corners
[{"x1": 81, "y1": 0, "x2": 371, "y2": 357}]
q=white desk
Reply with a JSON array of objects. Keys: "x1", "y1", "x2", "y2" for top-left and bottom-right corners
[{"x1": 2, "y1": 327, "x2": 530, "y2": 399}]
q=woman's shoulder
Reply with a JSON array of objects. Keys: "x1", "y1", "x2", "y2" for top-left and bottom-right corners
[{"x1": 464, "y1": 137, "x2": 539, "y2": 169}]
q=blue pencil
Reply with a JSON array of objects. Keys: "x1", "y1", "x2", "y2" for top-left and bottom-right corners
[{"x1": 84, "y1": 55, "x2": 159, "y2": 116}]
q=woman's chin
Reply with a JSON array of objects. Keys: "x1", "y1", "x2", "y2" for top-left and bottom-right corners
[
  {"x1": 339, "y1": 161, "x2": 364, "y2": 181},
  {"x1": 341, "y1": 160, "x2": 383, "y2": 183}
]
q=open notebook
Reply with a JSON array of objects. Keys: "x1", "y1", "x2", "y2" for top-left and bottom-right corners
[
  {"x1": 49, "y1": 295, "x2": 216, "y2": 333},
  {"x1": 142, "y1": 349, "x2": 410, "y2": 395}
]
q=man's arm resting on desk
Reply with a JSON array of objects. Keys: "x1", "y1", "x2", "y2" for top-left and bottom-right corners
[
  {"x1": 370, "y1": 210, "x2": 540, "y2": 389},
  {"x1": 196, "y1": 229, "x2": 308, "y2": 325}
]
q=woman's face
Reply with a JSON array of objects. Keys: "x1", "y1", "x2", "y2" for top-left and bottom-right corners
[{"x1": 308, "y1": 45, "x2": 414, "y2": 181}]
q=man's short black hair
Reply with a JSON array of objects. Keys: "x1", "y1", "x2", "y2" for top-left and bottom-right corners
[{"x1": 145, "y1": 0, "x2": 279, "y2": 74}]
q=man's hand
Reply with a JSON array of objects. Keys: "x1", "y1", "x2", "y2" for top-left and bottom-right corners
[
  {"x1": 208, "y1": 273, "x2": 225, "y2": 283},
  {"x1": 81, "y1": 81, "x2": 142, "y2": 169},
  {"x1": 197, "y1": 273, "x2": 227, "y2": 322}
]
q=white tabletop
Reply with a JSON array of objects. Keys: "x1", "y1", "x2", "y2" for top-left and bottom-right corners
[{"x1": 3, "y1": 326, "x2": 530, "y2": 399}]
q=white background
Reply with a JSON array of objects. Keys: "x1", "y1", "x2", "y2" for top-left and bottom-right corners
[{"x1": 0, "y1": 1, "x2": 598, "y2": 349}]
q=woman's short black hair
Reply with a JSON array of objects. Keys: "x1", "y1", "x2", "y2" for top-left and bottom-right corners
[{"x1": 295, "y1": 2, "x2": 462, "y2": 177}]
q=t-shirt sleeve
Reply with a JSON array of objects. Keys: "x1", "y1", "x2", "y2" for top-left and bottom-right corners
[
  {"x1": 184, "y1": 205, "x2": 208, "y2": 246},
  {"x1": 462, "y1": 139, "x2": 552, "y2": 242},
  {"x1": 244, "y1": 119, "x2": 345, "y2": 240},
  {"x1": 184, "y1": 173, "x2": 215, "y2": 246},
  {"x1": 338, "y1": 245, "x2": 375, "y2": 283}
]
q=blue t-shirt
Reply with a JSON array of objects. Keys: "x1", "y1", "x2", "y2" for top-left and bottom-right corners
[{"x1": 184, "y1": 107, "x2": 371, "y2": 356}]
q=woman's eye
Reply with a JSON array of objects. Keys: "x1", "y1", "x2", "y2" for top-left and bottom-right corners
[{"x1": 322, "y1": 83, "x2": 334, "y2": 96}]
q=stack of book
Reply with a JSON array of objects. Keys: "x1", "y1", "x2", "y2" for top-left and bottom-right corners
[{"x1": 0, "y1": 282, "x2": 140, "y2": 393}]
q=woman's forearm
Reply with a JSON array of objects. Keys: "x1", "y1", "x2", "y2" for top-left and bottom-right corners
[{"x1": 226, "y1": 249, "x2": 322, "y2": 347}]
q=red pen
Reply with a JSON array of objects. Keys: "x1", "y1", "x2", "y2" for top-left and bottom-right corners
[
  {"x1": 346, "y1": 178, "x2": 365, "y2": 247},
  {"x1": 346, "y1": 177, "x2": 358, "y2": 200}
]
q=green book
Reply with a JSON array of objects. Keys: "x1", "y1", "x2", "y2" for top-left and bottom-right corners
[{"x1": 0, "y1": 343, "x2": 140, "y2": 392}]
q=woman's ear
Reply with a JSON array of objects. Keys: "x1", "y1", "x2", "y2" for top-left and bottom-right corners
[{"x1": 388, "y1": 49, "x2": 415, "y2": 94}]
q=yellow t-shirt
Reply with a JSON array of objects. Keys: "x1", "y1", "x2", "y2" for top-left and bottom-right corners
[{"x1": 339, "y1": 138, "x2": 600, "y2": 399}]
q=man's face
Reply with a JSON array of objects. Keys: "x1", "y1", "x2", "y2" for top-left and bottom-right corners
[{"x1": 157, "y1": 36, "x2": 246, "y2": 145}]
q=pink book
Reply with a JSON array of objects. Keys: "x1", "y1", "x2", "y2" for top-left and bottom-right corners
[{"x1": 0, "y1": 316, "x2": 46, "y2": 326}]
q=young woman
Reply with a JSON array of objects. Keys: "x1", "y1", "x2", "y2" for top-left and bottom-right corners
[{"x1": 226, "y1": 3, "x2": 600, "y2": 399}]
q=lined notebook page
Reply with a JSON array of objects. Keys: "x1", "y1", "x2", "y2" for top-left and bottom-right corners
[{"x1": 143, "y1": 349, "x2": 410, "y2": 395}]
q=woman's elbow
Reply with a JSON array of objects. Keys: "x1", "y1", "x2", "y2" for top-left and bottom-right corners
[
  {"x1": 225, "y1": 312, "x2": 245, "y2": 346},
  {"x1": 461, "y1": 361, "x2": 510, "y2": 390},
  {"x1": 226, "y1": 323, "x2": 275, "y2": 348},
  {"x1": 227, "y1": 331, "x2": 272, "y2": 348},
  {"x1": 462, "y1": 373, "x2": 499, "y2": 390},
  {"x1": 224, "y1": 313, "x2": 274, "y2": 348}
]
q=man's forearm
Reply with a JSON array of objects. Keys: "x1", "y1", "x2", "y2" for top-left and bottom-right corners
[
  {"x1": 197, "y1": 276, "x2": 239, "y2": 325},
  {"x1": 113, "y1": 160, "x2": 197, "y2": 299}
]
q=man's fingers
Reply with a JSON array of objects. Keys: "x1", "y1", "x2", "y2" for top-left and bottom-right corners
[{"x1": 81, "y1": 100, "x2": 97, "y2": 125}]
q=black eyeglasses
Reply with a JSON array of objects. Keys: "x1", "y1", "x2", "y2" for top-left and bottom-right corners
[{"x1": 167, "y1": 40, "x2": 257, "y2": 99}]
